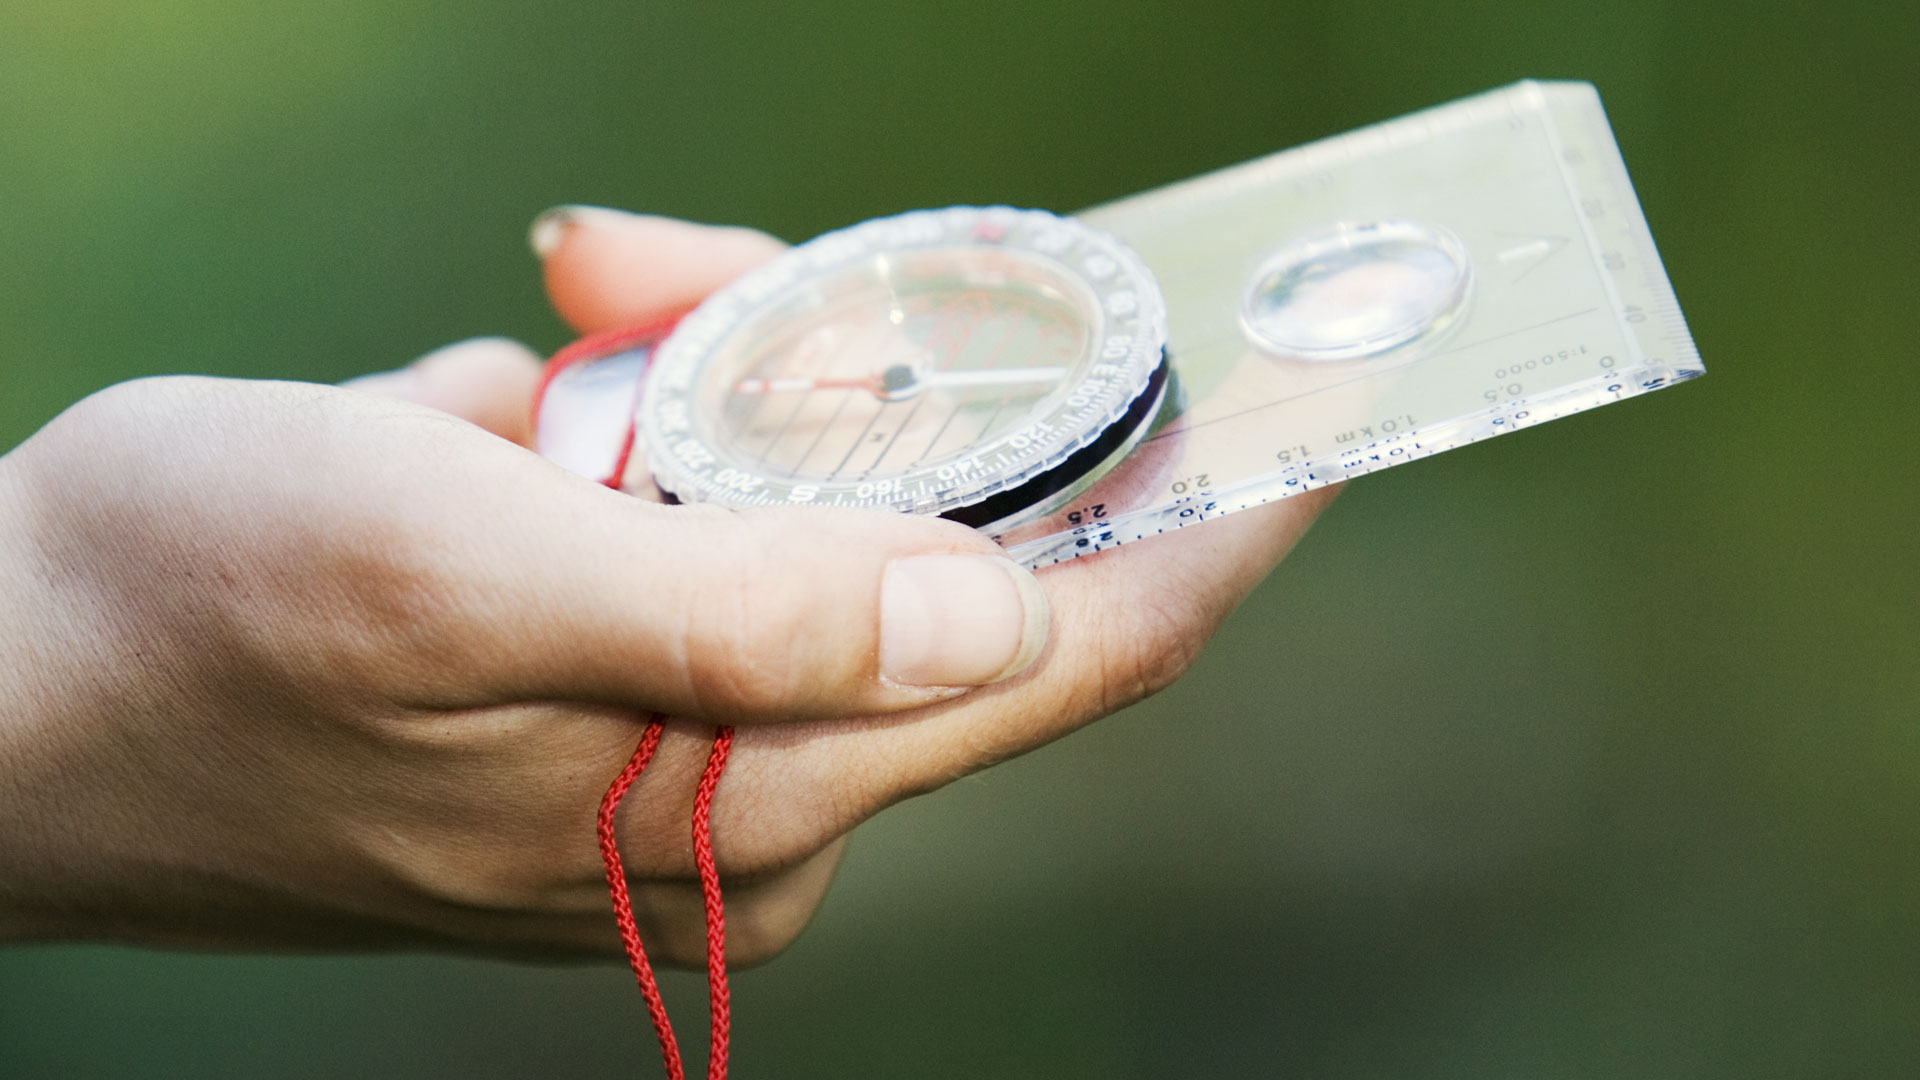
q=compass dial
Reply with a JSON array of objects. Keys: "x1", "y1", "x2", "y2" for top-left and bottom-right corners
[{"x1": 641, "y1": 207, "x2": 1168, "y2": 526}]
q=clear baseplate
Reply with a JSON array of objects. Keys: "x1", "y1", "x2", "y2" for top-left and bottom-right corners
[
  {"x1": 987, "y1": 79, "x2": 1702, "y2": 567},
  {"x1": 534, "y1": 81, "x2": 1703, "y2": 568}
]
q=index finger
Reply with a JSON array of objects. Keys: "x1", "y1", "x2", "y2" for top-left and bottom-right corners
[{"x1": 530, "y1": 207, "x2": 787, "y2": 334}]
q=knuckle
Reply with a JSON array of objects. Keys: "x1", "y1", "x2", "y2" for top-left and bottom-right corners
[
  {"x1": 1095, "y1": 594, "x2": 1208, "y2": 716},
  {"x1": 632, "y1": 919, "x2": 711, "y2": 970},
  {"x1": 721, "y1": 908, "x2": 809, "y2": 968},
  {"x1": 615, "y1": 849, "x2": 837, "y2": 969},
  {"x1": 721, "y1": 827, "x2": 830, "y2": 883},
  {"x1": 716, "y1": 848, "x2": 843, "y2": 969},
  {"x1": 679, "y1": 516, "x2": 815, "y2": 718},
  {"x1": 712, "y1": 801, "x2": 843, "y2": 885}
]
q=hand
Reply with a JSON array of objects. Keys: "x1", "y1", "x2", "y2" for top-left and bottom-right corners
[
  {"x1": 0, "y1": 208, "x2": 1333, "y2": 967},
  {"x1": 534, "y1": 208, "x2": 1340, "y2": 963}
]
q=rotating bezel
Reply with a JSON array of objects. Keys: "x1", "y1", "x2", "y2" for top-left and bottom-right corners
[{"x1": 639, "y1": 206, "x2": 1168, "y2": 517}]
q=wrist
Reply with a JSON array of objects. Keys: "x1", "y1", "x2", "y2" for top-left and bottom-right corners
[
  {"x1": 0, "y1": 452, "x2": 46, "y2": 936},
  {"x1": 0, "y1": 446, "x2": 97, "y2": 940}
]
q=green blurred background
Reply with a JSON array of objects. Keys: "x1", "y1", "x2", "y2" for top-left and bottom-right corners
[{"x1": 2, "y1": 1, "x2": 1915, "y2": 1076}]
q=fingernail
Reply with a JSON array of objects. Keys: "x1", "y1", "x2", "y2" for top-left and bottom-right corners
[
  {"x1": 529, "y1": 204, "x2": 626, "y2": 259},
  {"x1": 880, "y1": 554, "x2": 1049, "y2": 687}
]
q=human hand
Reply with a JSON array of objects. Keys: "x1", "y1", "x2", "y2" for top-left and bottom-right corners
[
  {"x1": 0, "y1": 341, "x2": 1046, "y2": 959},
  {"x1": 0, "y1": 209, "x2": 1333, "y2": 967},
  {"x1": 526, "y1": 209, "x2": 1340, "y2": 963}
]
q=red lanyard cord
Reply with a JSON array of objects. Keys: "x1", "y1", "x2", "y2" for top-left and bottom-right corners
[
  {"x1": 595, "y1": 721, "x2": 679, "y2": 1073},
  {"x1": 597, "y1": 721, "x2": 736, "y2": 1080},
  {"x1": 543, "y1": 319, "x2": 736, "y2": 1078},
  {"x1": 691, "y1": 727, "x2": 735, "y2": 1079}
]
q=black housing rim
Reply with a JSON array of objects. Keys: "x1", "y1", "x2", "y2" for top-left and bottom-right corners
[{"x1": 939, "y1": 353, "x2": 1170, "y2": 529}]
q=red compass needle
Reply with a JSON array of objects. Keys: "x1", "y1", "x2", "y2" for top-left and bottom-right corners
[{"x1": 731, "y1": 364, "x2": 1066, "y2": 400}]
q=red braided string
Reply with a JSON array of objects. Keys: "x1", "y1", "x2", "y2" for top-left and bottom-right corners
[
  {"x1": 531, "y1": 315, "x2": 683, "y2": 441},
  {"x1": 596, "y1": 721, "x2": 736, "y2": 1080},
  {"x1": 546, "y1": 320, "x2": 734, "y2": 1077},
  {"x1": 531, "y1": 313, "x2": 684, "y2": 490},
  {"x1": 693, "y1": 726, "x2": 735, "y2": 1080},
  {"x1": 596, "y1": 720, "x2": 685, "y2": 1080}
]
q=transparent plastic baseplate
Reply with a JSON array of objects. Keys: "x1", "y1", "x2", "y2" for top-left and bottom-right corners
[{"x1": 991, "y1": 79, "x2": 1703, "y2": 567}]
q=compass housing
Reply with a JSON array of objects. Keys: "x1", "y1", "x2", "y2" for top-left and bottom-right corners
[{"x1": 639, "y1": 206, "x2": 1168, "y2": 525}]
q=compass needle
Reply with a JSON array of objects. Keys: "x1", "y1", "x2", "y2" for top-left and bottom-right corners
[{"x1": 730, "y1": 365, "x2": 1069, "y2": 399}]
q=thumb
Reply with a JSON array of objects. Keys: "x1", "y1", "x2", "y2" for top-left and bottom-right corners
[{"x1": 414, "y1": 454, "x2": 1051, "y2": 723}]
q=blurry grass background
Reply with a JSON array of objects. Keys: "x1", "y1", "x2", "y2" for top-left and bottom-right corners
[{"x1": 2, "y1": 1, "x2": 1916, "y2": 1076}]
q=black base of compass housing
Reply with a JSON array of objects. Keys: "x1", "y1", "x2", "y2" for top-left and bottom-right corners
[{"x1": 938, "y1": 353, "x2": 1170, "y2": 530}]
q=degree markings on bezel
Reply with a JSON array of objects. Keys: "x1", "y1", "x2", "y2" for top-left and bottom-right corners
[{"x1": 641, "y1": 207, "x2": 1167, "y2": 517}]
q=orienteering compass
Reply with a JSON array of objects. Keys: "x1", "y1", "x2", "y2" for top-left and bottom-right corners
[
  {"x1": 539, "y1": 84, "x2": 1702, "y2": 567},
  {"x1": 637, "y1": 206, "x2": 1169, "y2": 529}
]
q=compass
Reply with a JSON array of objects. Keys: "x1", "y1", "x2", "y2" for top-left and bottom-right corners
[{"x1": 637, "y1": 206, "x2": 1168, "y2": 529}]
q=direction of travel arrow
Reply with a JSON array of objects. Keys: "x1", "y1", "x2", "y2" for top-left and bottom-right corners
[{"x1": 1494, "y1": 234, "x2": 1570, "y2": 279}]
